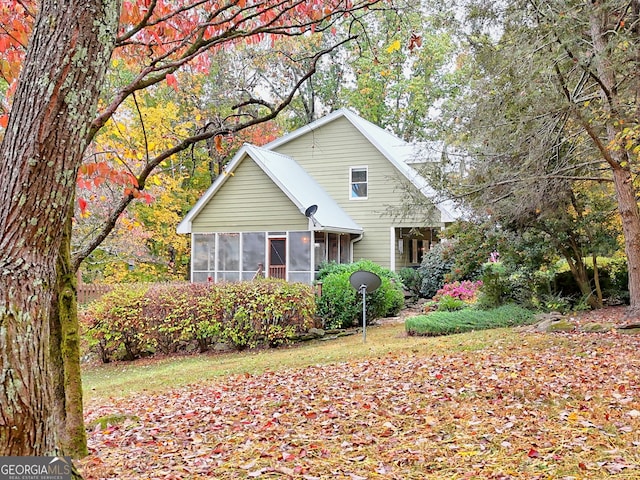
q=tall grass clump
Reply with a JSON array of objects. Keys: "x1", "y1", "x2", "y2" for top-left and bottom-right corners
[{"x1": 405, "y1": 305, "x2": 536, "y2": 337}]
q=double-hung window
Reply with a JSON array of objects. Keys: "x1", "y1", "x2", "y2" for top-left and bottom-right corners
[{"x1": 350, "y1": 166, "x2": 368, "y2": 199}]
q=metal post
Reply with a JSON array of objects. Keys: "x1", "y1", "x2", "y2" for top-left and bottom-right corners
[{"x1": 360, "y1": 284, "x2": 367, "y2": 343}]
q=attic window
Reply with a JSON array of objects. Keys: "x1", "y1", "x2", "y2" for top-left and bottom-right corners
[{"x1": 350, "y1": 166, "x2": 368, "y2": 199}]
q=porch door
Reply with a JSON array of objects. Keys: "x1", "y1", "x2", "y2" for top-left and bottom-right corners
[{"x1": 268, "y1": 238, "x2": 286, "y2": 279}]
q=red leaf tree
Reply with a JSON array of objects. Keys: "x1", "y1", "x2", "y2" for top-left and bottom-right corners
[{"x1": 0, "y1": 0, "x2": 392, "y2": 462}]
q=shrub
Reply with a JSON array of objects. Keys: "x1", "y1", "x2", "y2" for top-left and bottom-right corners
[
  {"x1": 213, "y1": 280, "x2": 316, "y2": 349},
  {"x1": 552, "y1": 257, "x2": 630, "y2": 306},
  {"x1": 81, "y1": 280, "x2": 316, "y2": 361},
  {"x1": 418, "y1": 242, "x2": 456, "y2": 299},
  {"x1": 82, "y1": 284, "x2": 151, "y2": 362},
  {"x1": 142, "y1": 282, "x2": 217, "y2": 354},
  {"x1": 405, "y1": 304, "x2": 535, "y2": 337},
  {"x1": 316, "y1": 260, "x2": 404, "y2": 329},
  {"x1": 398, "y1": 267, "x2": 421, "y2": 298},
  {"x1": 433, "y1": 280, "x2": 483, "y2": 303},
  {"x1": 436, "y1": 295, "x2": 466, "y2": 312},
  {"x1": 476, "y1": 262, "x2": 510, "y2": 309}
]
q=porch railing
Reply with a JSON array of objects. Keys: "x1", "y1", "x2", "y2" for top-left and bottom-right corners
[{"x1": 268, "y1": 265, "x2": 286, "y2": 279}]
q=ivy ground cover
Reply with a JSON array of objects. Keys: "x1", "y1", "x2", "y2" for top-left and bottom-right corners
[{"x1": 80, "y1": 325, "x2": 640, "y2": 479}]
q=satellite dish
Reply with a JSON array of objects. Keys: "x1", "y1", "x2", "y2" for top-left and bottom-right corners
[
  {"x1": 304, "y1": 204, "x2": 319, "y2": 227},
  {"x1": 304, "y1": 204, "x2": 318, "y2": 218},
  {"x1": 349, "y1": 270, "x2": 382, "y2": 344},
  {"x1": 349, "y1": 270, "x2": 381, "y2": 293}
]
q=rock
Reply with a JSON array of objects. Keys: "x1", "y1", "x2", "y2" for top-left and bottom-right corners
[
  {"x1": 212, "y1": 342, "x2": 233, "y2": 352},
  {"x1": 535, "y1": 317, "x2": 576, "y2": 333},
  {"x1": 308, "y1": 328, "x2": 325, "y2": 338},
  {"x1": 546, "y1": 319, "x2": 576, "y2": 332},
  {"x1": 580, "y1": 322, "x2": 615, "y2": 333}
]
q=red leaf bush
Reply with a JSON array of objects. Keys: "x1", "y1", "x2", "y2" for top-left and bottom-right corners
[{"x1": 81, "y1": 280, "x2": 316, "y2": 362}]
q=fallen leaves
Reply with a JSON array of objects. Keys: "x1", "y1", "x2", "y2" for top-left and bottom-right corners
[{"x1": 80, "y1": 329, "x2": 640, "y2": 479}]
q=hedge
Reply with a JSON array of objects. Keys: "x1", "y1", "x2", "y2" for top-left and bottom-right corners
[{"x1": 81, "y1": 280, "x2": 316, "y2": 362}]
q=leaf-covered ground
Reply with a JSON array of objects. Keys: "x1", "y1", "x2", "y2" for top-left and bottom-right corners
[{"x1": 80, "y1": 326, "x2": 640, "y2": 479}]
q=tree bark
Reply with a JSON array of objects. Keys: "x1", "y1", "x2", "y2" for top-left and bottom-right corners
[
  {"x1": 611, "y1": 166, "x2": 640, "y2": 316},
  {"x1": 50, "y1": 208, "x2": 88, "y2": 458},
  {"x1": 0, "y1": 0, "x2": 119, "y2": 456},
  {"x1": 587, "y1": 3, "x2": 640, "y2": 318}
]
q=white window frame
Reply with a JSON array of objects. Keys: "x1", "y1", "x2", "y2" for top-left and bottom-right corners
[{"x1": 349, "y1": 166, "x2": 368, "y2": 200}]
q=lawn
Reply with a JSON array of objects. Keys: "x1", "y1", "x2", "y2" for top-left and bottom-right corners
[{"x1": 79, "y1": 322, "x2": 640, "y2": 479}]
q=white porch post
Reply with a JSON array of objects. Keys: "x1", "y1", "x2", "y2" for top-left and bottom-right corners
[
  {"x1": 389, "y1": 227, "x2": 396, "y2": 272},
  {"x1": 310, "y1": 230, "x2": 315, "y2": 284}
]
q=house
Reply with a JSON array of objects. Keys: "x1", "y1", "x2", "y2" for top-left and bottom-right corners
[{"x1": 177, "y1": 108, "x2": 461, "y2": 284}]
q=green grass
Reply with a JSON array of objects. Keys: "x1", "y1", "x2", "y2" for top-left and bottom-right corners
[
  {"x1": 405, "y1": 304, "x2": 536, "y2": 336},
  {"x1": 81, "y1": 322, "x2": 517, "y2": 403}
]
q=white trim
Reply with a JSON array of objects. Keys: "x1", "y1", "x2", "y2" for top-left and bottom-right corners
[
  {"x1": 389, "y1": 227, "x2": 396, "y2": 272},
  {"x1": 310, "y1": 231, "x2": 316, "y2": 279},
  {"x1": 189, "y1": 232, "x2": 195, "y2": 281},
  {"x1": 214, "y1": 233, "x2": 219, "y2": 283}
]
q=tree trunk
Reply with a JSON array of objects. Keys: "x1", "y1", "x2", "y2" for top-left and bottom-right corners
[
  {"x1": 611, "y1": 166, "x2": 640, "y2": 316},
  {"x1": 563, "y1": 252, "x2": 601, "y2": 309},
  {"x1": 0, "y1": 0, "x2": 119, "y2": 456},
  {"x1": 587, "y1": 3, "x2": 640, "y2": 318},
  {"x1": 592, "y1": 253, "x2": 603, "y2": 308},
  {"x1": 50, "y1": 208, "x2": 88, "y2": 458}
]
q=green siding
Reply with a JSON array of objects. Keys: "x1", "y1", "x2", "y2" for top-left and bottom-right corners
[
  {"x1": 192, "y1": 156, "x2": 308, "y2": 233},
  {"x1": 273, "y1": 117, "x2": 441, "y2": 269}
]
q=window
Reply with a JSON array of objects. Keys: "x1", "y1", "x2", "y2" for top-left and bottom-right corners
[{"x1": 350, "y1": 166, "x2": 368, "y2": 199}]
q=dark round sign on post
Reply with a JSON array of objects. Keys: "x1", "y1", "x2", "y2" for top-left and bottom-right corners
[
  {"x1": 349, "y1": 270, "x2": 381, "y2": 293},
  {"x1": 348, "y1": 270, "x2": 382, "y2": 343}
]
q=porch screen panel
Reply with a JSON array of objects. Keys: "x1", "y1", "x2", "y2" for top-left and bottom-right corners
[
  {"x1": 192, "y1": 233, "x2": 215, "y2": 281},
  {"x1": 289, "y1": 232, "x2": 311, "y2": 271},
  {"x1": 289, "y1": 231, "x2": 312, "y2": 283},
  {"x1": 242, "y1": 232, "x2": 266, "y2": 280},
  {"x1": 192, "y1": 272, "x2": 212, "y2": 283},
  {"x1": 218, "y1": 233, "x2": 239, "y2": 281},
  {"x1": 328, "y1": 233, "x2": 339, "y2": 263},
  {"x1": 340, "y1": 234, "x2": 350, "y2": 263},
  {"x1": 314, "y1": 234, "x2": 326, "y2": 271},
  {"x1": 289, "y1": 272, "x2": 312, "y2": 283}
]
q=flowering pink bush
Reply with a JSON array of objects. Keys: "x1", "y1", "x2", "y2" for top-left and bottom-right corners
[{"x1": 433, "y1": 280, "x2": 483, "y2": 303}]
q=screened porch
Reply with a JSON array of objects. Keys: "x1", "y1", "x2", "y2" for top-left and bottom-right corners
[{"x1": 191, "y1": 230, "x2": 354, "y2": 284}]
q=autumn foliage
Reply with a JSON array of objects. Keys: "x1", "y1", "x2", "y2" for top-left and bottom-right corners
[
  {"x1": 80, "y1": 322, "x2": 640, "y2": 478},
  {"x1": 1, "y1": 0, "x2": 389, "y2": 269},
  {"x1": 81, "y1": 280, "x2": 316, "y2": 361}
]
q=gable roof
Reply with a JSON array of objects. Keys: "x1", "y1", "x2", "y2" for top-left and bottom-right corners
[
  {"x1": 265, "y1": 108, "x2": 461, "y2": 223},
  {"x1": 176, "y1": 144, "x2": 363, "y2": 234}
]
